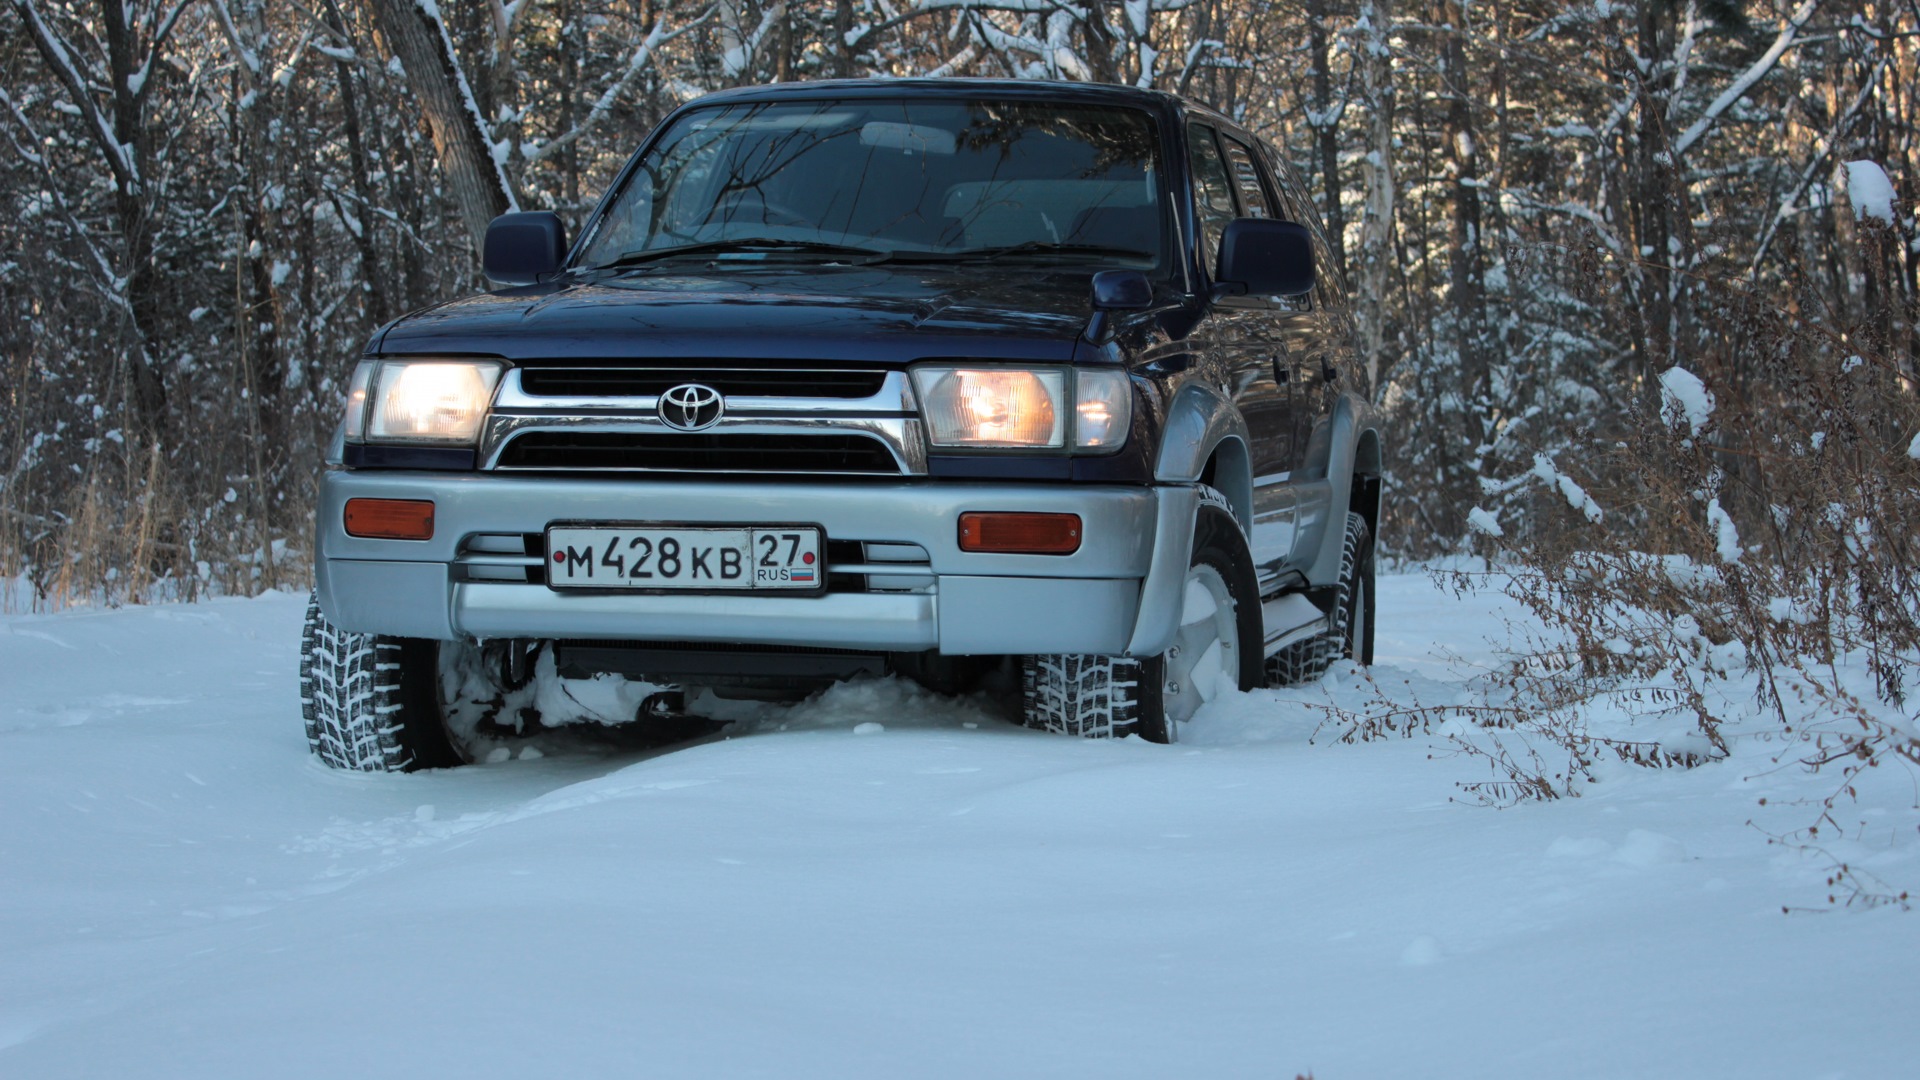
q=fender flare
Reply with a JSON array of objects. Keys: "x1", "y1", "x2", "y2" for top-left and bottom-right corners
[
  {"x1": 1129, "y1": 372, "x2": 1259, "y2": 656},
  {"x1": 1151, "y1": 379, "x2": 1253, "y2": 533},
  {"x1": 1305, "y1": 396, "x2": 1381, "y2": 586}
]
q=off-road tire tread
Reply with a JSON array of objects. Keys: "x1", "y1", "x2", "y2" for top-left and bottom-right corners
[
  {"x1": 299, "y1": 591, "x2": 414, "y2": 771},
  {"x1": 1020, "y1": 653, "x2": 1154, "y2": 738},
  {"x1": 1019, "y1": 486, "x2": 1255, "y2": 743},
  {"x1": 1265, "y1": 512, "x2": 1371, "y2": 686}
]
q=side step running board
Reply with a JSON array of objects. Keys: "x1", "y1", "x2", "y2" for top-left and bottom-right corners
[{"x1": 1261, "y1": 592, "x2": 1329, "y2": 655}]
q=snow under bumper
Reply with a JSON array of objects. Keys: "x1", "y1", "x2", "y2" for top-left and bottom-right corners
[{"x1": 315, "y1": 471, "x2": 1200, "y2": 658}]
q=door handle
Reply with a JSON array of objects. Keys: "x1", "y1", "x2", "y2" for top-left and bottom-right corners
[{"x1": 1271, "y1": 357, "x2": 1290, "y2": 384}]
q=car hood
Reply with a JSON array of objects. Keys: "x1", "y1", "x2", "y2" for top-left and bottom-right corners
[{"x1": 374, "y1": 265, "x2": 1104, "y2": 363}]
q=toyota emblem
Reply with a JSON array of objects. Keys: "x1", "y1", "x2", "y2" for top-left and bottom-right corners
[{"x1": 658, "y1": 383, "x2": 724, "y2": 431}]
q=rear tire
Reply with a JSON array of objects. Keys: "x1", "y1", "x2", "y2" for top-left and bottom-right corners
[
  {"x1": 298, "y1": 591, "x2": 463, "y2": 771},
  {"x1": 1020, "y1": 491, "x2": 1262, "y2": 743},
  {"x1": 1265, "y1": 511, "x2": 1374, "y2": 686}
]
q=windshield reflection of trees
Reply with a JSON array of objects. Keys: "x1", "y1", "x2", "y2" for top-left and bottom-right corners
[{"x1": 588, "y1": 101, "x2": 1161, "y2": 266}]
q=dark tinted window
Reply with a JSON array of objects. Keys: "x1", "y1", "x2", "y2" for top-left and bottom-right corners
[
  {"x1": 1187, "y1": 125, "x2": 1238, "y2": 273},
  {"x1": 1220, "y1": 136, "x2": 1274, "y2": 219},
  {"x1": 1256, "y1": 143, "x2": 1318, "y2": 226}
]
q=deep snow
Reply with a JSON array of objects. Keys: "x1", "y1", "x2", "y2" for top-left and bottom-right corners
[{"x1": 2, "y1": 574, "x2": 1915, "y2": 1078}]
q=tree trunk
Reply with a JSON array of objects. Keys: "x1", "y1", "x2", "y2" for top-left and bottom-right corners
[
  {"x1": 1356, "y1": 0, "x2": 1398, "y2": 394},
  {"x1": 1630, "y1": 2, "x2": 1676, "y2": 374},
  {"x1": 1433, "y1": 0, "x2": 1492, "y2": 403},
  {"x1": 833, "y1": 0, "x2": 854, "y2": 77},
  {"x1": 368, "y1": 0, "x2": 514, "y2": 260},
  {"x1": 324, "y1": 1, "x2": 390, "y2": 325},
  {"x1": 1306, "y1": 0, "x2": 1348, "y2": 277},
  {"x1": 15, "y1": 0, "x2": 174, "y2": 442}
]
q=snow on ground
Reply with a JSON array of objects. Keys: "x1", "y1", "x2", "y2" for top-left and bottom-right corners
[{"x1": 2, "y1": 575, "x2": 1916, "y2": 1078}]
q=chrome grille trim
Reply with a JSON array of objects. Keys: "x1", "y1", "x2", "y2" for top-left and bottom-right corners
[
  {"x1": 518, "y1": 365, "x2": 891, "y2": 401},
  {"x1": 493, "y1": 367, "x2": 917, "y2": 415},
  {"x1": 481, "y1": 367, "x2": 926, "y2": 475},
  {"x1": 479, "y1": 414, "x2": 927, "y2": 475}
]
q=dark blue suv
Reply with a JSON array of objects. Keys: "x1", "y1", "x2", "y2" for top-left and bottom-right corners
[{"x1": 300, "y1": 79, "x2": 1383, "y2": 769}]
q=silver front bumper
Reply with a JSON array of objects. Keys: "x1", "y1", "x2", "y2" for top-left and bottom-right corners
[{"x1": 316, "y1": 472, "x2": 1198, "y2": 657}]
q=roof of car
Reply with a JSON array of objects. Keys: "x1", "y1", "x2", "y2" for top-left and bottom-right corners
[{"x1": 687, "y1": 78, "x2": 1192, "y2": 113}]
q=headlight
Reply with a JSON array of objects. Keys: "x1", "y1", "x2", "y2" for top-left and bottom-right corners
[
  {"x1": 915, "y1": 367, "x2": 1064, "y2": 448},
  {"x1": 344, "y1": 359, "x2": 506, "y2": 445},
  {"x1": 911, "y1": 365, "x2": 1131, "y2": 451}
]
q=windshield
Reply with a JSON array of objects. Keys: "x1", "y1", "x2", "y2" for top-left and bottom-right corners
[{"x1": 575, "y1": 99, "x2": 1165, "y2": 270}]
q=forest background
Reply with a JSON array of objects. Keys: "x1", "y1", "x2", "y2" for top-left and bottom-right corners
[{"x1": 0, "y1": 0, "x2": 1914, "y2": 608}]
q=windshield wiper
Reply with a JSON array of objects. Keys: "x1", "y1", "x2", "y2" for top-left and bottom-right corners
[
  {"x1": 874, "y1": 241, "x2": 1154, "y2": 265},
  {"x1": 590, "y1": 238, "x2": 888, "y2": 271}
]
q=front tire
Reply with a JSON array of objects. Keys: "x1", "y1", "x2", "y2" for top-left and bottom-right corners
[
  {"x1": 298, "y1": 591, "x2": 463, "y2": 771},
  {"x1": 1020, "y1": 493, "x2": 1262, "y2": 743}
]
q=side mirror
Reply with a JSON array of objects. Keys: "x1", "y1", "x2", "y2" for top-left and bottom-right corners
[
  {"x1": 1215, "y1": 218, "x2": 1315, "y2": 298},
  {"x1": 1084, "y1": 270, "x2": 1153, "y2": 345},
  {"x1": 1090, "y1": 269, "x2": 1153, "y2": 310},
  {"x1": 483, "y1": 211, "x2": 567, "y2": 286}
]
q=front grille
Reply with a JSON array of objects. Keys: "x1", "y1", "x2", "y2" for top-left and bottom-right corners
[
  {"x1": 496, "y1": 432, "x2": 902, "y2": 474},
  {"x1": 518, "y1": 365, "x2": 888, "y2": 399}
]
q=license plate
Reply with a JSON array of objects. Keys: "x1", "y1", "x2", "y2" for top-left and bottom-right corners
[{"x1": 545, "y1": 524, "x2": 824, "y2": 591}]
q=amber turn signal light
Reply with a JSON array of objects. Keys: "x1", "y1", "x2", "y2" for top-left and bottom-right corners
[
  {"x1": 344, "y1": 498, "x2": 435, "y2": 541},
  {"x1": 957, "y1": 512, "x2": 1082, "y2": 555}
]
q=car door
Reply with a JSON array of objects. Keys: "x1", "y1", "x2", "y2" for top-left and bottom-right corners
[
  {"x1": 1203, "y1": 127, "x2": 1303, "y2": 590},
  {"x1": 1244, "y1": 136, "x2": 1347, "y2": 573}
]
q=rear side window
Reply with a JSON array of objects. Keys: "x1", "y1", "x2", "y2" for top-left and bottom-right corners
[
  {"x1": 1187, "y1": 125, "x2": 1238, "y2": 274},
  {"x1": 1220, "y1": 136, "x2": 1274, "y2": 219}
]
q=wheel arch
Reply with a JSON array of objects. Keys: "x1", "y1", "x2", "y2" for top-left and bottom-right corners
[
  {"x1": 1351, "y1": 426, "x2": 1384, "y2": 543},
  {"x1": 1152, "y1": 379, "x2": 1254, "y2": 534},
  {"x1": 1197, "y1": 438, "x2": 1253, "y2": 536},
  {"x1": 1305, "y1": 399, "x2": 1382, "y2": 586}
]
